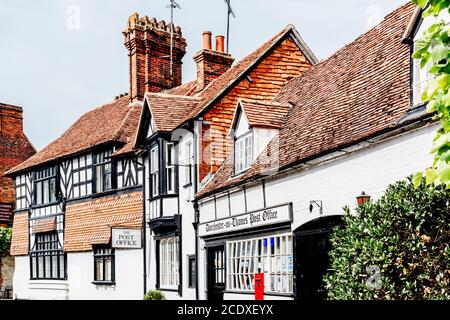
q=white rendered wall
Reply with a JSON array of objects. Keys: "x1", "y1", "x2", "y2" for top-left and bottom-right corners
[{"x1": 66, "y1": 249, "x2": 143, "y2": 300}]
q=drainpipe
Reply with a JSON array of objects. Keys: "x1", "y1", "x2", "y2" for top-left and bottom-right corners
[
  {"x1": 185, "y1": 120, "x2": 200, "y2": 300},
  {"x1": 136, "y1": 156, "x2": 147, "y2": 296}
]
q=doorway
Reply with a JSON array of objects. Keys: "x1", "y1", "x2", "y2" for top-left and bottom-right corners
[
  {"x1": 294, "y1": 215, "x2": 342, "y2": 300},
  {"x1": 207, "y1": 245, "x2": 226, "y2": 301}
]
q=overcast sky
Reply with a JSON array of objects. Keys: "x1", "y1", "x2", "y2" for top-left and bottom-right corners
[{"x1": 0, "y1": 0, "x2": 407, "y2": 150}]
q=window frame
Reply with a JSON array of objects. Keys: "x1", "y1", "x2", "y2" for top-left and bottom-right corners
[
  {"x1": 93, "y1": 150, "x2": 113, "y2": 195},
  {"x1": 33, "y1": 166, "x2": 58, "y2": 206},
  {"x1": 158, "y1": 236, "x2": 180, "y2": 290},
  {"x1": 30, "y1": 232, "x2": 66, "y2": 280},
  {"x1": 150, "y1": 145, "x2": 159, "y2": 197},
  {"x1": 165, "y1": 142, "x2": 176, "y2": 194},
  {"x1": 183, "y1": 141, "x2": 193, "y2": 188},
  {"x1": 226, "y1": 234, "x2": 294, "y2": 295},
  {"x1": 234, "y1": 131, "x2": 253, "y2": 175},
  {"x1": 93, "y1": 245, "x2": 115, "y2": 285},
  {"x1": 187, "y1": 255, "x2": 196, "y2": 288}
]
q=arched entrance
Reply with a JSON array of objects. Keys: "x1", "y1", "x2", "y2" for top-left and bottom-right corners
[{"x1": 294, "y1": 215, "x2": 343, "y2": 300}]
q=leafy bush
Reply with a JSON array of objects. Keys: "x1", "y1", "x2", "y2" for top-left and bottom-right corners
[
  {"x1": 325, "y1": 177, "x2": 450, "y2": 300},
  {"x1": 0, "y1": 227, "x2": 12, "y2": 256},
  {"x1": 144, "y1": 290, "x2": 166, "y2": 300}
]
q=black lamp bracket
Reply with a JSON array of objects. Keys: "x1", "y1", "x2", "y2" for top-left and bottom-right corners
[{"x1": 309, "y1": 200, "x2": 323, "y2": 215}]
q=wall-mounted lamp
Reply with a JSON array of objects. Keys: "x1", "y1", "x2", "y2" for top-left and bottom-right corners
[
  {"x1": 309, "y1": 200, "x2": 323, "y2": 215},
  {"x1": 356, "y1": 191, "x2": 371, "y2": 206}
]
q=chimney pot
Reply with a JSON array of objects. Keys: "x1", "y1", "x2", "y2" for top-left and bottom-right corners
[
  {"x1": 216, "y1": 35, "x2": 225, "y2": 53},
  {"x1": 203, "y1": 31, "x2": 212, "y2": 50}
]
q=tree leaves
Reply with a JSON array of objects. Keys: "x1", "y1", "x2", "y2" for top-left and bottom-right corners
[
  {"x1": 413, "y1": 0, "x2": 450, "y2": 189},
  {"x1": 325, "y1": 177, "x2": 450, "y2": 300}
]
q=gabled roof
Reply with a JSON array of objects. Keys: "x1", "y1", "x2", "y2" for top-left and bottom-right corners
[
  {"x1": 198, "y1": 2, "x2": 416, "y2": 199},
  {"x1": 8, "y1": 96, "x2": 142, "y2": 175},
  {"x1": 186, "y1": 24, "x2": 317, "y2": 121},
  {"x1": 145, "y1": 92, "x2": 201, "y2": 132},
  {"x1": 237, "y1": 99, "x2": 291, "y2": 130}
]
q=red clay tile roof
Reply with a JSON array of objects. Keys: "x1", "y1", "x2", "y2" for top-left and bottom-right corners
[
  {"x1": 197, "y1": 2, "x2": 416, "y2": 199},
  {"x1": 32, "y1": 217, "x2": 57, "y2": 234},
  {"x1": 186, "y1": 24, "x2": 317, "y2": 121},
  {"x1": 164, "y1": 80, "x2": 197, "y2": 96},
  {"x1": 239, "y1": 99, "x2": 291, "y2": 130},
  {"x1": 10, "y1": 212, "x2": 28, "y2": 256},
  {"x1": 64, "y1": 191, "x2": 143, "y2": 252},
  {"x1": 7, "y1": 96, "x2": 142, "y2": 174},
  {"x1": 145, "y1": 93, "x2": 201, "y2": 132}
]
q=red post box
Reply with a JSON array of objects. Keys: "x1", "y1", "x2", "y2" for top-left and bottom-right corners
[{"x1": 254, "y1": 273, "x2": 264, "y2": 300}]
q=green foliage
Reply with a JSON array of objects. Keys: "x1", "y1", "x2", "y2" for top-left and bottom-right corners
[
  {"x1": 0, "y1": 227, "x2": 12, "y2": 256},
  {"x1": 144, "y1": 290, "x2": 166, "y2": 300},
  {"x1": 411, "y1": 0, "x2": 450, "y2": 186},
  {"x1": 324, "y1": 177, "x2": 450, "y2": 300}
]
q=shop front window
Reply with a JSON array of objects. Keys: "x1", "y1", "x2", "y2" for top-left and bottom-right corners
[{"x1": 226, "y1": 234, "x2": 293, "y2": 294}]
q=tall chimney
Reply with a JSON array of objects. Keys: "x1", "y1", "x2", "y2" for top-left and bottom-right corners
[
  {"x1": 123, "y1": 13, "x2": 187, "y2": 102},
  {"x1": 193, "y1": 32, "x2": 234, "y2": 93},
  {"x1": 0, "y1": 103, "x2": 36, "y2": 225}
]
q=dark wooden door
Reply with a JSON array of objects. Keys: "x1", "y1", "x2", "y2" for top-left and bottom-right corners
[
  {"x1": 295, "y1": 232, "x2": 331, "y2": 300},
  {"x1": 207, "y1": 245, "x2": 226, "y2": 301}
]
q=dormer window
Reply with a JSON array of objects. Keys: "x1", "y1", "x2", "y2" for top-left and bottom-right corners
[{"x1": 235, "y1": 132, "x2": 253, "y2": 174}]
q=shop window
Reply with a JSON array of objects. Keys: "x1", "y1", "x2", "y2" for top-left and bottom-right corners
[
  {"x1": 226, "y1": 234, "x2": 294, "y2": 294},
  {"x1": 30, "y1": 232, "x2": 65, "y2": 280},
  {"x1": 93, "y1": 246, "x2": 115, "y2": 284},
  {"x1": 159, "y1": 237, "x2": 180, "y2": 289}
]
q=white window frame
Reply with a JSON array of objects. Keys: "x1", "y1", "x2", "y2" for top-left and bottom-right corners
[
  {"x1": 184, "y1": 141, "x2": 193, "y2": 187},
  {"x1": 226, "y1": 234, "x2": 294, "y2": 294},
  {"x1": 150, "y1": 145, "x2": 159, "y2": 197},
  {"x1": 165, "y1": 143, "x2": 176, "y2": 194},
  {"x1": 159, "y1": 237, "x2": 180, "y2": 289},
  {"x1": 234, "y1": 132, "x2": 253, "y2": 174}
]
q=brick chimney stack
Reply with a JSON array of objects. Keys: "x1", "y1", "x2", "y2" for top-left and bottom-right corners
[
  {"x1": 0, "y1": 103, "x2": 36, "y2": 226},
  {"x1": 123, "y1": 13, "x2": 187, "y2": 102},
  {"x1": 194, "y1": 32, "x2": 235, "y2": 93}
]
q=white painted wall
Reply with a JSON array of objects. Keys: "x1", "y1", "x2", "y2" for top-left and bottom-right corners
[
  {"x1": 67, "y1": 249, "x2": 143, "y2": 300},
  {"x1": 198, "y1": 123, "x2": 438, "y2": 300}
]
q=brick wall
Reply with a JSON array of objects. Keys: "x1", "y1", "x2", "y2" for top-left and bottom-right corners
[
  {"x1": 199, "y1": 37, "x2": 312, "y2": 181},
  {"x1": 123, "y1": 14, "x2": 187, "y2": 101},
  {"x1": 0, "y1": 104, "x2": 36, "y2": 224}
]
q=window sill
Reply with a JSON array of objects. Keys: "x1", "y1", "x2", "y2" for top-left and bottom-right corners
[
  {"x1": 223, "y1": 290, "x2": 294, "y2": 298},
  {"x1": 91, "y1": 190, "x2": 116, "y2": 199},
  {"x1": 92, "y1": 281, "x2": 116, "y2": 286},
  {"x1": 30, "y1": 201, "x2": 60, "y2": 210},
  {"x1": 158, "y1": 287, "x2": 179, "y2": 292}
]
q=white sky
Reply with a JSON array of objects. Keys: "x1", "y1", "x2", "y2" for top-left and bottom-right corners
[{"x1": 0, "y1": 0, "x2": 407, "y2": 150}]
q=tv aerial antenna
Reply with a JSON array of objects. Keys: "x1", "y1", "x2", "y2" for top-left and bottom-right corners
[
  {"x1": 166, "y1": 0, "x2": 181, "y2": 77},
  {"x1": 224, "y1": 0, "x2": 236, "y2": 53}
]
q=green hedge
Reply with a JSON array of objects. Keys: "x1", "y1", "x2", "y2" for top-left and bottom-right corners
[
  {"x1": 324, "y1": 177, "x2": 450, "y2": 300},
  {"x1": 0, "y1": 227, "x2": 12, "y2": 256}
]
